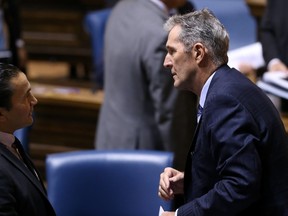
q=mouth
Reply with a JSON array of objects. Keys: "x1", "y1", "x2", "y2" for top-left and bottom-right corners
[{"x1": 171, "y1": 72, "x2": 177, "y2": 78}]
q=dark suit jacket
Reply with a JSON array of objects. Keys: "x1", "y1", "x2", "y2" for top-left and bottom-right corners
[
  {"x1": 96, "y1": 0, "x2": 196, "y2": 170},
  {"x1": 178, "y1": 65, "x2": 288, "y2": 215},
  {"x1": 0, "y1": 143, "x2": 56, "y2": 216},
  {"x1": 259, "y1": 0, "x2": 288, "y2": 111},
  {"x1": 260, "y1": 0, "x2": 288, "y2": 66}
]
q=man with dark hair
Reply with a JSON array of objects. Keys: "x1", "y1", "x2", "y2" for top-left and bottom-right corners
[{"x1": 0, "y1": 63, "x2": 55, "y2": 215}]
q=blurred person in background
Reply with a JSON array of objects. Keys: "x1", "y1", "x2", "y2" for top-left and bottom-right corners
[
  {"x1": 0, "y1": 0, "x2": 27, "y2": 72},
  {"x1": 259, "y1": 0, "x2": 288, "y2": 111},
  {"x1": 95, "y1": 0, "x2": 197, "y2": 171},
  {"x1": 260, "y1": 0, "x2": 288, "y2": 73}
]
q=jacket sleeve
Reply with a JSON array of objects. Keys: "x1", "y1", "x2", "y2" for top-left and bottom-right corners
[{"x1": 141, "y1": 29, "x2": 179, "y2": 151}]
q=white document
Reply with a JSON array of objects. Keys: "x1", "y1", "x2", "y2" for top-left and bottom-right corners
[
  {"x1": 262, "y1": 71, "x2": 288, "y2": 91},
  {"x1": 228, "y1": 42, "x2": 265, "y2": 70},
  {"x1": 257, "y1": 80, "x2": 288, "y2": 100},
  {"x1": 158, "y1": 206, "x2": 164, "y2": 216},
  {"x1": 256, "y1": 71, "x2": 288, "y2": 100}
]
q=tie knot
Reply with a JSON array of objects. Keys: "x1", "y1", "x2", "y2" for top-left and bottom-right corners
[
  {"x1": 197, "y1": 105, "x2": 203, "y2": 122},
  {"x1": 12, "y1": 137, "x2": 22, "y2": 150},
  {"x1": 197, "y1": 105, "x2": 203, "y2": 115},
  {"x1": 10, "y1": 137, "x2": 23, "y2": 160}
]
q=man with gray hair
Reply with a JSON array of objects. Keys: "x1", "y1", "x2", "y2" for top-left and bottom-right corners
[{"x1": 159, "y1": 9, "x2": 288, "y2": 216}]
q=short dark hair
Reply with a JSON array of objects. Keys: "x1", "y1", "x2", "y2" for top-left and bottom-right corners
[{"x1": 0, "y1": 63, "x2": 22, "y2": 110}]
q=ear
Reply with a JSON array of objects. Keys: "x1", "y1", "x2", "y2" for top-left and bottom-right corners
[{"x1": 193, "y1": 43, "x2": 205, "y2": 63}]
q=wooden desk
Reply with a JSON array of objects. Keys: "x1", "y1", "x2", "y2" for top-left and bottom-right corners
[
  {"x1": 29, "y1": 83, "x2": 103, "y2": 178},
  {"x1": 31, "y1": 83, "x2": 103, "y2": 109}
]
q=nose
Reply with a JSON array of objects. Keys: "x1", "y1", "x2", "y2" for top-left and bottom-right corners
[
  {"x1": 163, "y1": 54, "x2": 172, "y2": 68},
  {"x1": 31, "y1": 94, "x2": 38, "y2": 105}
]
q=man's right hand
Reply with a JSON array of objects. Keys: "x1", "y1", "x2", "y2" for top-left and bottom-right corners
[{"x1": 158, "y1": 167, "x2": 184, "y2": 201}]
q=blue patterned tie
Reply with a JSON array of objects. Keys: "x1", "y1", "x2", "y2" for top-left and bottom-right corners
[{"x1": 197, "y1": 104, "x2": 203, "y2": 122}]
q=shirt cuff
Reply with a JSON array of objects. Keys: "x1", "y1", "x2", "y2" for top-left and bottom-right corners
[{"x1": 175, "y1": 208, "x2": 178, "y2": 216}]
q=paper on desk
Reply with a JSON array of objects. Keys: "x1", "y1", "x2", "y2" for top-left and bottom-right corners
[
  {"x1": 159, "y1": 206, "x2": 164, "y2": 216},
  {"x1": 257, "y1": 71, "x2": 288, "y2": 101},
  {"x1": 227, "y1": 42, "x2": 265, "y2": 70}
]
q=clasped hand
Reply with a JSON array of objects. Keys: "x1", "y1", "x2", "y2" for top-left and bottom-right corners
[{"x1": 158, "y1": 167, "x2": 184, "y2": 201}]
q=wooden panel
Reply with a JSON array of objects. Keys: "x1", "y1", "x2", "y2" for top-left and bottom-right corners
[
  {"x1": 20, "y1": 1, "x2": 105, "y2": 66},
  {"x1": 29, "y1": 83, "x2": 103, "y2": 179}
]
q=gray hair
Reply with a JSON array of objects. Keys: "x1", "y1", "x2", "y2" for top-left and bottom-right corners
[{"x1": 164, "y1": 8, "x2": 229, "y2": 66}]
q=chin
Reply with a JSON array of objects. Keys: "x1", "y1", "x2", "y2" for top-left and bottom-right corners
[
  {"x1": 24, "y1": 119, "x2": 34, "y2": 127},
  {"x1": 173, "y1": 81, "x2": 178, "y2": 87},
  {"x1": 173, "y1": 80, "x2": 182, "y2": 88},
  {"x1": 174, "y1": 82, "x2": 188, "y2": 92}
]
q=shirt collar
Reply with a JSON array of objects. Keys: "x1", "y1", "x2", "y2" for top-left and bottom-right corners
[
  {"x1": 0, "y1": 131, "x2": 15, "y2": 147},
  {"x1": 149, "y1": 0, "x2": 176, "y2": 15},
  {"x1": 199, "y1": 71, "x2": 216, "y2": 109},
  {"x1": 149, "y1": 0, "x2": 167, "y2": 10}
]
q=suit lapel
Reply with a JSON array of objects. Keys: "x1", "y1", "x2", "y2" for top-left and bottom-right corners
[
  {"x1": 183, "y1": 117, "x2": 202, "y2": 199},
  {"x1": 183, "y1": 65, "x2": 231, "y2": 200},
  {"x1": 23, "y1": 152, "x2": 48, "y2": 193},
  {"x1": 0, "y1": 144, "x2": 47, "y2": 196},
  {"x1": 188, "y1": 116, "x2": 203, "y2": 154}
]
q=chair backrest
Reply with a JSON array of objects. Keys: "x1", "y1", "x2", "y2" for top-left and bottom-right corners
[
  {"x1": 46, "y1": 150, "x2": 174, "y2": 216},
  {"x1": 83, "y1": 8, "x2": 112, "y2": 89},
  {"x1": 192, "y1": 0, "x2": 257, "y2": 50},
  {"x1": 14, "y1": 126, "x2": 30, "y2": 152}
]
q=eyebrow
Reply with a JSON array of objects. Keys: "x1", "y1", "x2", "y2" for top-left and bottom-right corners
[
  {"x1": 166, "y1": 44, "x2": 171, "y2": 48},
  {"x1": 166, "y1": 45, "x2": 175, "y2": 51},
  {"x1": 24, "y1": 87, "x2": 32, "y2": 96}
]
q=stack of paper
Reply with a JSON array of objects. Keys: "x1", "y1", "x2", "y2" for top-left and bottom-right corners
[
  {"x1": 158, "y1": 206, "x2": 164, "y2": 216},
  {"x1": 257, "y1": 71, "x2": 288, "y2": 100}
]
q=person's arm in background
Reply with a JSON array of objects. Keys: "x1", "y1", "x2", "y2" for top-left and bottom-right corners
[
  {"x1": 259, "y1": 0, "x2": 288, "y2": 72},
  {"x1": 143, "y1": 29, "x2": 178, "y2": 151}
]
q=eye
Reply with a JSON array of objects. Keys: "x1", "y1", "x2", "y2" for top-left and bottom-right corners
[
  {"x1": 167, "y1": 48, "x2": 176, "y2": 56},
  {"x1": 26, "y1": 91, "x2": 33, "y2": 99}
]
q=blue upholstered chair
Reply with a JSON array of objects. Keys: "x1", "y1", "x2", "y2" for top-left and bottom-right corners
[
  {"x1": 84, "y1": 8, "x2": 112, "y2": 89},
  {"x1": 14, "y1": 127, "x2": 30, "y2": 152},
  {"x1": 192, "y1": 0, "x2": 257, "y2": 50},
  {"x1": 46, "y1": 150, "x2": 174, "y2": 216}
]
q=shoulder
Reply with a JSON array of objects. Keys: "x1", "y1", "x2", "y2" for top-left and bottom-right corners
[{"x1": 210, "y1": 66, "x2": 255, "y2": 93}]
